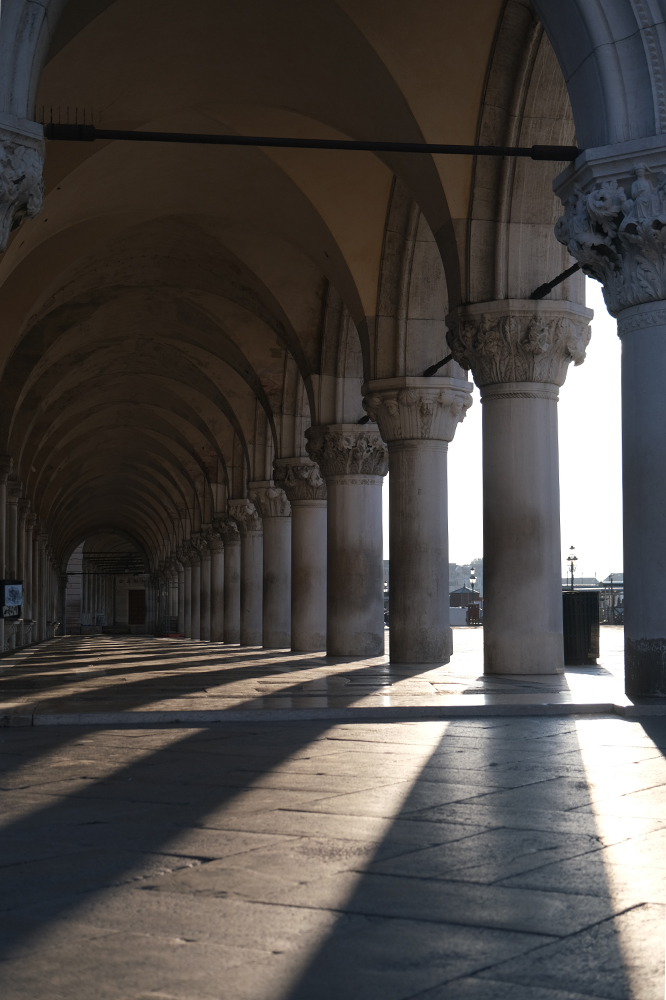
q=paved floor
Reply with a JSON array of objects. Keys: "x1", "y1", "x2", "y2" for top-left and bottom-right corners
[
  {"x1": 1, "y1": 712, "x2": 665, "y2": 998},
  {"x1": 0, "y1": 627, "x2": 638, "y2": 725}
]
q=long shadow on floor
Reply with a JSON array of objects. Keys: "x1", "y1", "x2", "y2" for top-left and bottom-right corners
[
  {"x1": 2, "y1": 716, "x2": 658, "y2": 998},
  {"x1": 281, "y1": 717, "x2": 657, "y2": 1000}
]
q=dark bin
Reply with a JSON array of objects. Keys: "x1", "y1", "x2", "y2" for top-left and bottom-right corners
[{"x1": 562, "y1": 591, "x2": 600, "y2": 665}]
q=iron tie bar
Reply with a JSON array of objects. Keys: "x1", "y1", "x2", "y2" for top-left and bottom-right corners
[{"x1": 43, "y1": 123, "x2": 580, "y2": 161}]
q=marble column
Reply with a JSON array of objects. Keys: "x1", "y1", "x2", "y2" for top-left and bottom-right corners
[
  {"x1": 363, "y1": 377, "x2": 473, "y2": 664},
  {"x1": 554, "y1": 149, "x2": 666, "y2": 695},
  {"x1": 306, "y1": 425, "x2": 388, "y2": 657},
  {"x1": 181, "y1": 546, "x2": 193, "y2": 638},
  {"x1": 274, "y1": 458, "x2": 327, "y2": 652},
  {"x1": 228, "y1": 499, "x2": 263, "y2": 646},
  {"x1": 0, "y1": 458, "x2": 12, "y2": 652},
  {"x1": 218, "y1": 515, "x2": 241, "y2": 644},
  {"x1": 24, "y1": 513, "x2": 35, "y2": 644},
  {"x1": 36, "y1": 533, "x2": 47, "y2": 641},
  {"x1": 249, "y1": 484, "x2": 292, "y2": 649},
  {"x1": 189, "y1": 537, "x2": 201, "y2": 641},
  {"x1": 175, "y1": 555, "x2": 185, "y2": 634},
  {"x1": 5, "y1": 482, "x2": 20, "y2": 649},
  {"x1": 207, "y1": 524, "x2": 225, "y2": 643},
  {"x1": 447, "y1": 299, "x2": 592, "y2": 675},
  {"x1": 197, "y1": 531, "x2": 212, "y2": 641},
  {"x1": 16, "y1": 499, "x2": 28, "y2": 646}
]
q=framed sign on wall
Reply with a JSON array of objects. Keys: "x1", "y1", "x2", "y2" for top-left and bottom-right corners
[{"x1": 1, "y1": 580, "x2": 22, "y2": 619}]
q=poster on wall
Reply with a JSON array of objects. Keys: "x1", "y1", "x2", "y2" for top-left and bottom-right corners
[{"x1": 1, "y1": 580, "x2": 22, "y2": 618}]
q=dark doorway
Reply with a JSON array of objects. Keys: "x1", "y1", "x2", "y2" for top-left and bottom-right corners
[{"x1": 127, "y1": 589, "x2": 146, "y2": 625}]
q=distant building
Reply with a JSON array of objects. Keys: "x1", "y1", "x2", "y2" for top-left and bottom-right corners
[{"x1": 449, "y1": 560, "x2": 483, "y2": 596}]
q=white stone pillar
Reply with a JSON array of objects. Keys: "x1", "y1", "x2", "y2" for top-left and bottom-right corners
[
  {"x1": 36, "y1": 533, "x2": 47, "y2": 642},
  {"x1": 219, "y1": 516, "x2": 241, "y2": 643},
  {"x1": 181, "y1": 548, "x2": 192, "y2": 638},
  {"x1": 24, "y1": 513, "x2": 35, "y2": 644},
  {"x1": 250, "y1": 484, "x2": 292, "y2": 649},
  {"x1": 189, "y1": 538, "x2": 201, "y2": 641},
  {"x1": 229, "y1": 499, "x2": 263, "y2": 646},
  {"x1": 197, "y1": 532, "x2": 212, "y2": 641},
  {"x1": 306, "y1": 425, "x2": 388, "y2": 657},
  {"x1": 274, "y1": 458, "x2": 327, "y2": 652},
  {"x1": 207, "y1": 525, "x2": 225, "y2": 642},
  {"x1": 5, "y1": 483, "x2": 19, "y2": 649},
  {"x1": 175, "y1": 556, "x2": 185, "y2": 634},
  {"x1": 448, "y1": 299, "x2": 592, "y2": 675},
  {"x1": 554, "y1": 150, "x2": 666, "y2": 695},
  {"x1": 0, "y1": 459, "x2": 12, "y2": 652},
  {"x1": 364, "y1": 377, "x2": 473, "y2": 664}
]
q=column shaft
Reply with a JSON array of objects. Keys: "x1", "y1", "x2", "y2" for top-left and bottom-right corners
[
  {"x1": 190, "y1": 556, "x2": 201, "y2": 641},
  {"x1": 200, "y1": 554, "x2": 211, "y2": 641},
  {"x1": 210, "y1": 546, "x2": 224, "y2": 641},
  {"x1": 184, "y1": 561, "x2": 192, "y2": 638},
  {"x1": 482, "y1": 384, "x2": 564, "y2": 673},
  {"x1": 291, "y1": 500, "x2": 327, "y2": 651},
  {"x1": 240, "y1": 531, "x2": 263, "y2": 645},
  {"x1": 223, "y1": 537, "x2": 241, "y2": 644},
  {"x1": 261, "y1": 516, "x2": 291, "y2": 648}
]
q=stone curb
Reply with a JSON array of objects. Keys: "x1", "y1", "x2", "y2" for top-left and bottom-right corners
[{"x1": 1, "y1": 700, "x2": 665, "y2": 726}]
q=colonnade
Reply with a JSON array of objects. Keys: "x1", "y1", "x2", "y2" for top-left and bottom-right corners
[
  {"x1": 0, "y1": 463, "x2": 60, "y2": 652},
  {"x1": 153, "y1": 300, "x2": 597, "y2": 675}
]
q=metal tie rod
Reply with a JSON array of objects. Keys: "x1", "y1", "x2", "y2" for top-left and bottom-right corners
[{"x1": 43, "y1": 123, "x2": 580, "y2": 161}]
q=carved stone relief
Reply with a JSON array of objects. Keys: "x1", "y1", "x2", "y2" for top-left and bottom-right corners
[
  {"x1": 555, "y1": 161, "x2": 666, "y2": 314},
  {"x1": 228, "y1": 499, "x2": 262, "y2": 533},
  {"x1": 446, "y1": 304, "x2": 591, "y2": 387},
  {"x1": 248, "y1": 485, "x2": 291, "y2": 519},
  {"x1": 0, "y1": 130, "x2": 44, "y2": 251},
  {"x1": 362, "y1": 378, "x2": 473, "y2": 443},
  {"x1": 273, "y1": 460, "x2": 327, "y2": 501},
  {"x1": 305, "y1": 425, "x2": 389, "y2": 478}
]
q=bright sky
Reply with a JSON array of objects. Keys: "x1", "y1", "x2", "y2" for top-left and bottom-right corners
[{"x1": 383, "y1": 278, "x2": 623, "y2": 582}]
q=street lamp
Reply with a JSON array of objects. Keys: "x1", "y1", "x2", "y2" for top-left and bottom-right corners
[
  {"x1": 567, "y1": 546, "x2": 578, "y2": 592},
  {"x1": 470, "y1": 568, "x2": 476, "y2": 593}
]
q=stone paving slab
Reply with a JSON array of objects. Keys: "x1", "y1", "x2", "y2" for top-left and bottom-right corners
[{"x1": 1, "y1": 715, "x2": 665, "y2": 997}]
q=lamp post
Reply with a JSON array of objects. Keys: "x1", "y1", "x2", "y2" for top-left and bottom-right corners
[
  {"x1": 470, "y1": 568, "x2": 477, "y2": 594},
  {"x1": 567, "y1": 546, "x2": 578, "y2": 592}
]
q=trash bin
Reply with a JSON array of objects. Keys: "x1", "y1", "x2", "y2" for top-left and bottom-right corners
[{"x1": 562, "y1": 591, "x2": 600, "y2": 665}]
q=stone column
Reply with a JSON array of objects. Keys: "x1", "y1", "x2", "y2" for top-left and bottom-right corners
[
  {"x1": 363, "y1": 377, "x2": 473, "y2": 664},
  {"x1": 0, "y1": 458, "x2": 12, "y2": 652},
  {"x1": 16, "y1": 500, "x2": 29, "y2": 646},
  {"x1": 207, "y1": 524, "x2": 225, "y2": 642},
  {"x1": 306, "y1": 425, "x2": 388, "y2": 657},
  {"x1": 197, "y1": 531, "x2": 212, "y2": 641},
  {"x1": 36, "y1": 533, "x2": 47, "y2": 642},
  {"x1": 274, "y1": 458, "x2": 327, "y2": 652},
  {"x1": 218, "y1": 515, "x2": 241, "y2": 643},
  {"x1": 554, "y1": 150, "x2": 666, "y2": 695},
  {"x1": 447, "y1": 299, "x2": 591, "y2": 674},
  {"x1": 181, "y1": 547, "x2": 193, "y2": 638},
  {"x1": 24, "y1": 513, "x2": 35, "y2": 644},
  {"x1": 175, "y1": 555, "x2": 185, "y2": 634},
  {"x1": 249, "y1": 484, "x2": 292, "y2": 649},
  {"x1": 5, "y1": 483, "x2": 20, "y2": 649},
  {"x1": 229, "y1": 499, "x2": 263, "y2": 646},
  {"x1": 189, "y1": 538, "x2": 202, "y2": 641}
]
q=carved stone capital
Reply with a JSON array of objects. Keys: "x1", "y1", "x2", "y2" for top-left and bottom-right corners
[
  {"x1": 362, "y1": 376, "x2": 473, "y2": 444},
  {"x1": 203, "y1": 523, "x2": 224, "y2": 554},
  {"x1": 228, "y1": 498, "x2": 262, "y2": 534},
  {"x1": 273, "y1": 458, "x2": 327, "y2": 502},
  {"x1": 195, "y1": 527, "x2": 212, "y2": 560},
  {"x1": 305, "y1": 424, "x2": 388, "y2": 478},
  {"x1": 187, "y1": 535, "x2": 202, "y2": 566},
  {"x1": 446, "y1": 300, "x2": 592, "y2": 388},
  {"x1": 554, "y1": 141, "x2": 666, "y2": 315},
  {"x1": 6, "y1": 478, "x2": 21, "y2": 504},
  {"x1": 213, "y1": 514, "x2": 240, "y2": 544},
  {"x1": 248, "y1": 484, "x2": 291, "y2": 518},
  {"x1": 0, "y1": 117, "x2": 44, "y2": 252}
]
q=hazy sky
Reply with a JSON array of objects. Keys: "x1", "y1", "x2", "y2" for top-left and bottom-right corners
[{"x1": 383, "y1": 278, "x2": 624, "y2": 582}]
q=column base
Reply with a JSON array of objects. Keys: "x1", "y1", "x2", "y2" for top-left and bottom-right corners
[
  {"x1": 625, "y1": 638, "x2": 666, "y2": 697},
  {"x1": 484, "y1": 631, "x2": 564, "y2": 675}
]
